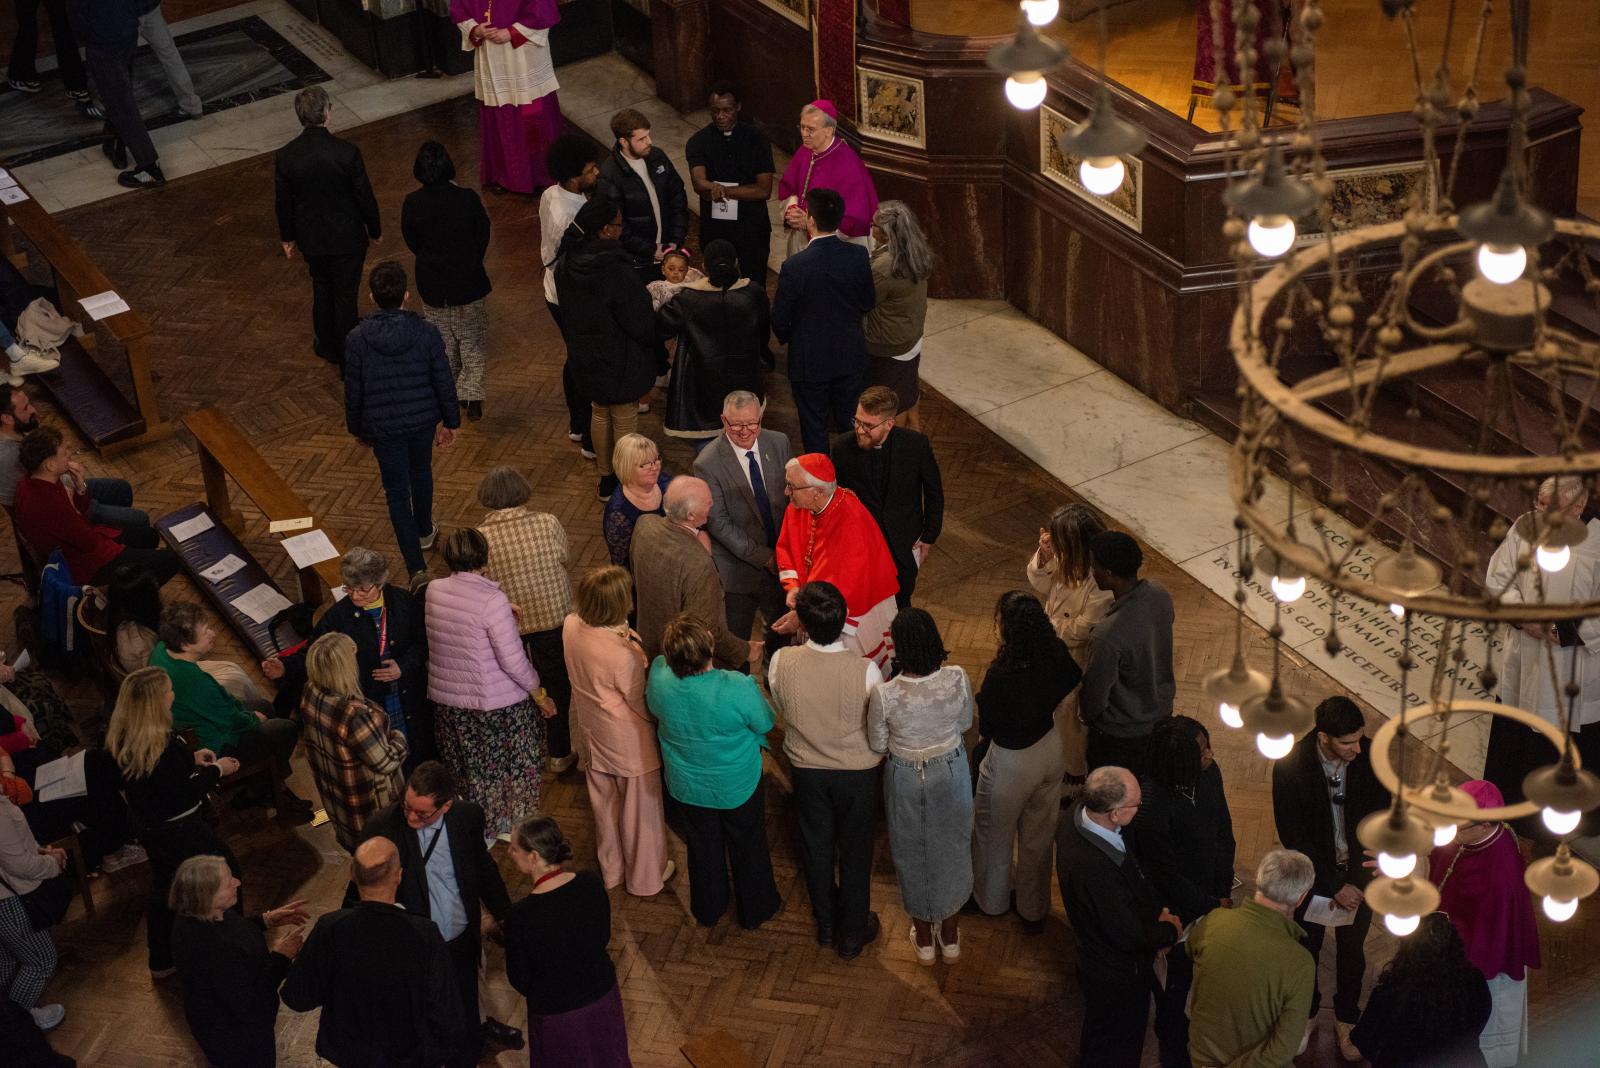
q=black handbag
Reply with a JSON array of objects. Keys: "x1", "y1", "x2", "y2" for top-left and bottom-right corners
[{"x1": 0, "y1": 867, "x2": 73, "y2": 931}]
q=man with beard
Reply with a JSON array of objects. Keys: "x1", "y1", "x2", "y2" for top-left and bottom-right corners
[{"x1": 0, "y1": 385, "x2": 150, "y2": 531}]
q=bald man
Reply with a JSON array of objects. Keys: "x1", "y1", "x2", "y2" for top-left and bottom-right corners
[
  {"x1": 630, "y1": 474, "x2": 758, "y2": 668},
  {"x1": 283, "y1": 838, "x2": 468, "y2": 1066},
  {"x1": 1057, "y1": 766, "x2": 1184, "y2": 1068}
]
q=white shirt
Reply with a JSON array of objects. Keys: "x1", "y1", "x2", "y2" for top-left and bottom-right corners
[
  {"x1": 539, "y1": 185, "x2": 588, "y2": 304},
  {"x1": 724, "y1": 436, "x2": 765, "y2": 500},
  {"x1": 1077, "y1": 803, "x2": 1126, "y2": 854},
  {"x1": 767, "y1": 639, "x2": 883, "y2": 694},
  {"x1": 1319, "y1": 747, "x2": 1349, "y2": 864},
  {"x1": 625, "y1": 155, "x2": 662, "y2": 246}
]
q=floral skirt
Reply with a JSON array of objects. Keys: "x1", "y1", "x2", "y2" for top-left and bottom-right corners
[{"x1": 434, "y1": 697, "x2": 545, "y2": 837}]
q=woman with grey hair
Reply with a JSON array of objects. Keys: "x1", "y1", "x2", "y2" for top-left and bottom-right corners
[
  {"x1": 311, "y1": 547, "x2": 432, "y2": 764},
  {"x1": 478, "y1": 465, "x2": 577, "y2": 773},
  {"x1": 169, "y1": 854, "x2": 308, "y2": 1068},
  {"x1": 863, "y1": 200, "x2": 933, "y2": 430}
]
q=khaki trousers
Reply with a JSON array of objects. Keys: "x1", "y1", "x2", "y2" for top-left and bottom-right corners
[{"x1": 591, "y1": 401, "x2": 639, "y2": 476}]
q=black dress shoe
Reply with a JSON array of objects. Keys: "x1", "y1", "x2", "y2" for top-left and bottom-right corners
[
  {"x1": 836, "y1": 911, "x2": 880, "y2": 961},
  {"x1": 466, "y1": 400, "x2": 482, "y2": 421},
  {"x1": 815, "y1": 922, "x2": 832, "y2": 946},
  {"x1": 481, "y1": 1017, "x2": 524, "y2": 1049},
  {"x1": 116, "y1": 164, "x2": 165, "y2": 189}
]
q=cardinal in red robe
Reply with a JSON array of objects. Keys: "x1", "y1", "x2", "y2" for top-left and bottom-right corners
[{"x1": 774, "y1": 453, "x2": 898, "y2": 668}]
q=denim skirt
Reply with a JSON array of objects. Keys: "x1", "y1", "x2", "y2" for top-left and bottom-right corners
[{"x1": 883, "y1": 745, "x2": 975, "y2": 921}]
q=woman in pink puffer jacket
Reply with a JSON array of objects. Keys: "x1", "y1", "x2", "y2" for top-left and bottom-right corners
[{"x1": 425, "y1": 527, "x2": 556, "y2": 837}]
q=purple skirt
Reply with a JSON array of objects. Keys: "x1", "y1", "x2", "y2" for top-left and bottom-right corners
[{"x1": 528, "y1": 981, "x2": 632, "y2": 1067}]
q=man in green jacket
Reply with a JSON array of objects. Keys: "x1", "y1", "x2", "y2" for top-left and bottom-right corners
[
  {"x1": 149, "y1": 602, "x2": 310, "y2": 816},
  {"x1": 1186, "y1": 849, "x2": 1316, "y2": 1068}
]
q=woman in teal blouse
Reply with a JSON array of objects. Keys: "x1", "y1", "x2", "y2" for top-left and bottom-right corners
[{"x1": 646, "y1": 614, "x2": 781, "y2": 929}]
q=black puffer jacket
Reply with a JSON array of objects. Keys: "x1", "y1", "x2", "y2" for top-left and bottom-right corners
[
  {"x1": 343, "y1": 309, "x2": 460, "y2": 443},
  {"x1": 553, "y1": 239, "x2": 657, "y2": 405},
  {"x1": 595, "y1": 144, "x2": 689, "y2": 267},
  {"x1": 658, "y1": 280, "x2": 770, "y2": 437}
]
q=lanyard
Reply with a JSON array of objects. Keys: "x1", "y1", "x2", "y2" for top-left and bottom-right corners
[
  {"x1": 419, "y1": 823, "x2": 444, "y2": 868},
  {"x1": 532, "y1": 868, "x2": 564, "y2": 890},
  {"x1": 375, "y1": 605, "x2": 388, "y2": 659}
]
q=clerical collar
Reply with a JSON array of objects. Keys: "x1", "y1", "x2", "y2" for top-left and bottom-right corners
[
  {"x1": 813, "y1": 489, "x2": 838, "y2": 515},
  {"x1": 812, "y1": 135, "x2": 839, "y2": 160}
]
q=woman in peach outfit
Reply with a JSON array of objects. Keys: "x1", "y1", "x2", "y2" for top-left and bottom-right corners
[{"x1": 562, "y1": 565, "x2": 673, "y2": 896}]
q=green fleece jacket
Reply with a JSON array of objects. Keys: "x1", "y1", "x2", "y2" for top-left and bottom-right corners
[
  {"x1": 1186, "y1": 900, "x2": 1314, "y2": 1068},
  {"x1": 149, "y1": 642, "x2": 256, "y2": 754}
]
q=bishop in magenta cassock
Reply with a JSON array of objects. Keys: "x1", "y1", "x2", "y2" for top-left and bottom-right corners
[
  {"x1": 452, "y1": 0, "x2": 562, "y2": 194},
  {"x1": 778, "y1": 99, "x2": 879, "y2": 247},
  {"x1": 1429, "y1": 779, "x2": 1542, "y2": 1067},
  {"x1": 774, "y1": 454, "x2": 898, "y2": 669}
]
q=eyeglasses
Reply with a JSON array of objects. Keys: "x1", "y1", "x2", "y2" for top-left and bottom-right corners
[
  {"x1": 349, "y1": 582, "x2": 382, "y2": 594},
  {"x1": 639, "y1": 457, "x2": 662, "y2": 468},
  {"x1": 724, "y1": 419, "x2": 760, "y2": 432},
  {"x1": 404, "y1": 803, "x2": 438, "y2": 821},
  {"x1": 852, "y1": 416, "x2": 889, "y2": 432}
]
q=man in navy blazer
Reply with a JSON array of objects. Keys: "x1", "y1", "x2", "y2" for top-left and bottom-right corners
[{"x1": 770, "y1": 188, "x2": 876, "y2": 453}]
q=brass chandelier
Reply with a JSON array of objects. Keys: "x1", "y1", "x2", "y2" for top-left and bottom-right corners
[{"x1": 989, "y1": 0, "x2": 1600, "y2": 929}]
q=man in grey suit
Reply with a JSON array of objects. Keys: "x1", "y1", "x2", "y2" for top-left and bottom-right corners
[{"x1": 692, "y1": 390, "x2": 792, "y2": 641}]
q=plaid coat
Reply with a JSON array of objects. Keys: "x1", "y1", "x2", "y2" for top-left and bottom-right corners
[
  {"x1": 299, "y1": 683, "x2": 408, "y2": 851},
  {"x1": 480, "y1": 507, "x2": 572, "y2": 635}
]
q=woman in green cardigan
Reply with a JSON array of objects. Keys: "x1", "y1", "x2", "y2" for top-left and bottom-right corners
[{"x1": 645, "y1": 614, "x2": 781, "y2": 930}]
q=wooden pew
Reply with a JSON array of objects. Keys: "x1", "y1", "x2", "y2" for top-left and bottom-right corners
[
  {"x1": 0, "y1": 172, "x2": 172, "y2": 455},
  {"x1": 154, "y1": 408, "x2": 344, "y2": 660}
]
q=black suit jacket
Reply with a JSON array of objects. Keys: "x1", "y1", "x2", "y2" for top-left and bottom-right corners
[
  {"x1": 1271, "y1": 733, "x2": 1387, "y2": 895},
  {"x1": 770, "y1": 235, "x2": 875, "y2": 383},
  {"x1": 281, "y1": 900, "x2": 464, "y2": 1068},
  {"x1": 595, "y1": 143, "x2": 689, "y2": 266},
  {"x1": 314, "y1": 584, "x2": 428, "y2": 729},
  {"x1": 1056, "y1": 801, "x2": 1178, "y2": 984},
  {"x1": 275, "y1": 126, "x2": 381, "y2": 257},
  {"x1": 830, "y1": 426, "x2": 943, "y2": 577},
  {"x1": 354, "y1": 799, "x2": 511, "y2": 941}
]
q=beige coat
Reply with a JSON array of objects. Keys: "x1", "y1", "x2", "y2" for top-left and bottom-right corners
[
  {"x1": 630, "y1": 515, "x2": 747, "y2": 670},
  {"x1": 561, "y1": 615, "x2": 660, "y2": 777},
  {"x1": 1026, "y1": 548, "x2": 1113, "y2": 776}
]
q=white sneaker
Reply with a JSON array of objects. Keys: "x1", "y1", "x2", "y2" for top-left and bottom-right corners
[
  {"x1": 8, "y1": 346, "x2": 60, "y2": 385},
  {"x1": 30, "y1": 1003, "x2": 65, "y2": 1030},
  {"x1": 908, "y1": 925, "x2": 936, "y2": 965},
  {"x1": 637, "y1": 401, "x2": 650, "y2": 414},
  {"x1": 934, "y1": 924, "x2": 960, "y2": 963},
  {"x1": 567, "y1": 431, "x2": 584, "y2": 442},
  {"x1": 417, "y1": 522, "x2": 437, "y2": 550},
  {"x1": 580, "y1": 447, "x2": 596, "y2": 460},
  {"x1": 100, "y1": 842, "x2": 149, "y2": 872}
]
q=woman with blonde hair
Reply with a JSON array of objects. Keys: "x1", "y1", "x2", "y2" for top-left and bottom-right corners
[
  {"x1": 1025, "y1": 502, "x2": 1112, "y2": 791},
  {"x1": 601, "y1": 432, "x2": 670, "y2": 567},
  {"x1": 562, "y1": 566, "x2": 673, "y2": 896},
  {"x1": 479, "y1": 465, "x2": 577, "y2": 774},
  {"x1": 106, "y1": 667, "x2": 242, "y2": 979},
  {"x1": 299, "y1": 633, "x2": 409, "y2": 852},
  {"x1": 169, "y1": 854, "x2": 308, "y2": 1068}
]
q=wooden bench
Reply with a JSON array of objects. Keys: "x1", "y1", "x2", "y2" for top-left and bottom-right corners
[{"x1": 0, "y1": 173, "x2": 172, "y2": 455}]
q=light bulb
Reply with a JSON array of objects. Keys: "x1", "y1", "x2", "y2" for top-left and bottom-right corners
[
  {"x1": 1477, "y1": 242, "x2": 1527, "y2": 285},
  {"x1": 1079, "y1": 156, "x2": 1125, "y2": 196},
  {"x1": 1389, "y1": 603, "x2": 1405, "y2": 619},
  {"x1": 1020, "y1": 0, "x2": 1059, "y2": 25},
  {"x1": 1256, "y1": 732, "x2": 1295, "y2": 760},
  {"x1": 1543, "y1": 895, "x2": 1579, "y2": 922},
  {"x1": 1219, "y1": 701, "x2": 1244, "y2": 729},
  {"x1": 1432, "y1": 822, "x2": 1458, "y2": 847},
  {"x1": 1004, "y1": 74, "x2": 1048, "y2": 111},
  {"x1": 1543, "y1": 806, "x2": 1582, "y2": 835},
  {"x1": 1377, "y1": 851, "x2": 1418, "y2": 880},
  {"x1": 1384, "y1": 912, "x2": 1421, "y2": 937},
  {"x1": 1270, "y1": 574, "x2": 1306, "y2": 603},
  {"x1": 1247, "y1": 215, "x2": 1296, "y2": 258},
  {"x1": 1536, "y1": 543, "x2": 1571, "y2": 573}
]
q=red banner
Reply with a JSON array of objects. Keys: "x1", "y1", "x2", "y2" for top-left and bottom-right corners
[{"x1": 813, "y1": 0, "x2": 857, "y2": 117}]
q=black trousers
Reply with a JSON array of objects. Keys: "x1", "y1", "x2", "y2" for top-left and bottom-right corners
[
  {"x1": 92, "y1": 527, "x2": 182, "y2": 587},
  {"x1": 524, "y1": 626, "x2": 571, "y2": 759},
  {"x1": 16, "y1": 747, "x2": 130, "y2": 869},
  {"x1": 8, "y1": 0, "x2": 87, "y2": 91},
  {"x1": 83, "y1": 46, "x2": 156, "y2": 169},
  {"x1": 144, "y1": 814, "x2": 240, "y2": 971},
  {"x1": 790, "y1": 765, "x2": 877, "y2": 940},
  {"x1": 1297, "y1": 899, "x2": 1373, "y2": 1023},
  {"x1": 304, "y1": 251, "x2": 366, "y2": 362},
  {"x1": 546, "y1": 301, "x2": 593, "y2": 448},
  {"x1": 444, "y1": 930, "x2": 482, "y2": 1067},
  {"x1": 724, "y1": 570, "x2": 788, "y2": 643},
  {"x1": 1153, "y1": 944, "x2": 1194, "y2": 1068},
  {"x1": 790, "y1": 370, "x2": 863, "y2": 455},
  {"x1": 676, "y1": 783, "x2": 781, "y2": 928},
  {"x1": 699, "y1": 218, "x2": 771, "y2": 289},
  {"x1": 1086, "y1": 727, "x2": 1153, "y2": 779},
  {"x1": 221, "y1": 715, "x2": 299, "y2": 771},
  {"x1": 1078, "y1": 966, "x2": 1155, "y2": 1068}
]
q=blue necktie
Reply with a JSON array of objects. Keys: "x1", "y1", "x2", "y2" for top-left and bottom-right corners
[{"x1": 746, "y1": 449, "x2": 777, "y2": 547}]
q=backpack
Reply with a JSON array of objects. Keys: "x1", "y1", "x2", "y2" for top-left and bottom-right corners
[{"x1": 37, "y1": 549, "x2": 84, "y2": 672}]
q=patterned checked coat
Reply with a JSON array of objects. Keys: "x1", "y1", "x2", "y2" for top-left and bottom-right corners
[
  {"x1": 480, "y1": 506, "x2": 573, "y2": 635},
  {"x1": 298, "y1": 683, "x2": 408, "y2": 852}
]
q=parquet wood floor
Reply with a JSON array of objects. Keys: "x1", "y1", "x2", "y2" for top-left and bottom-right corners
[{"x1": 5, "y1": 93, "x2": 1598, "y2": 1066}]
